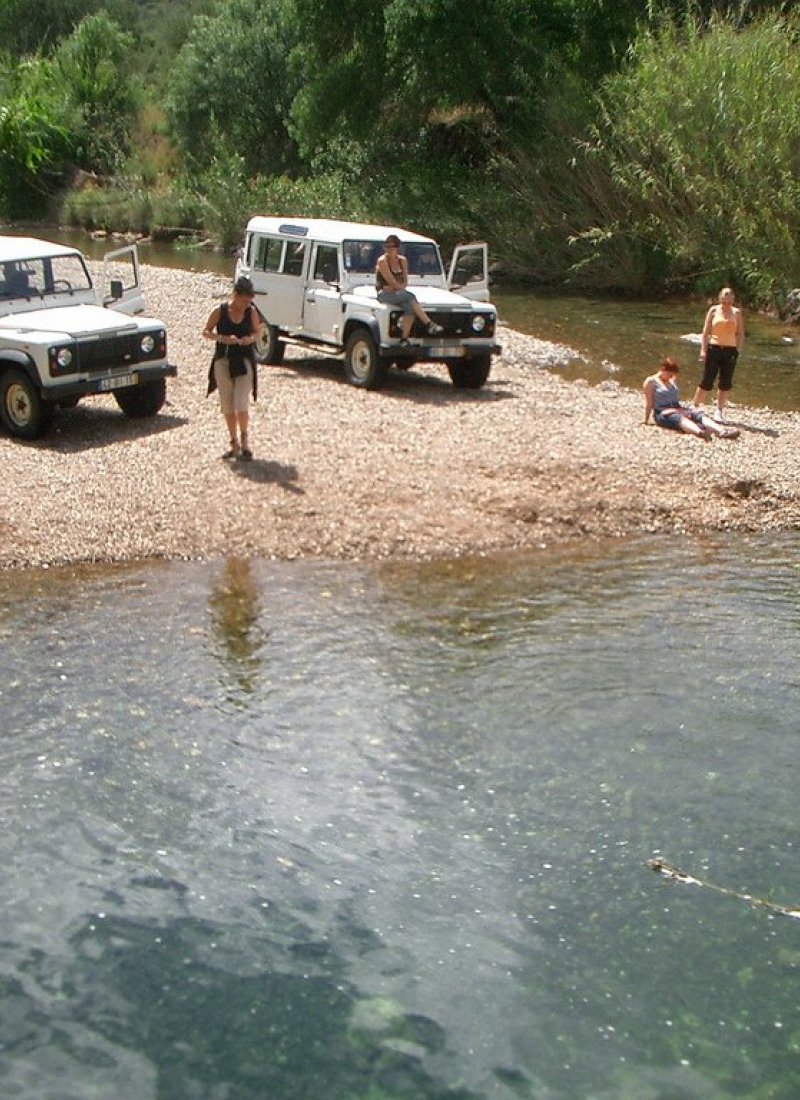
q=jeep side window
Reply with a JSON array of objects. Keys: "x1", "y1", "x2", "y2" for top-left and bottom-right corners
[
  {"x1": 312, "y1": 245, "x2": 339, "y2": 283},
  {"x1": 283, "y1": 242, "x2": 306, "y2": 277},
  {"x1": 253, "y1": 236, "x2": 282, "y2": 272}
]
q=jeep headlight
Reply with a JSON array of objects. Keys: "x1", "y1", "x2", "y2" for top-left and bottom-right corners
[
  {"x1": 56, "y1": 347, "x2": 73, "y2": 369},
  {"x1": 140, "y1": 334, "x2": 156, "y2": 355},
  {"x1": 471, "y1": 315, "x2": 487, "y2": 333}
]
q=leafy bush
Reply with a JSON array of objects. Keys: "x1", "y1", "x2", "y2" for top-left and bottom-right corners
[{"x1": 586, "y1": 9, "x2": 800, "y2": 302}]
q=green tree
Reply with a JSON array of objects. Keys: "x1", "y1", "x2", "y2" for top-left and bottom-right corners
[
  {"x1": 0, "y1": 0, "x2": 99, "y2": 55},
  {"x1": 166, "y1": 0, "x2": 301, "y2": 176},
  {"x1": 586, "y1": 9, "x2": 800, "y2": 299},
  {"x1": 0, "y1": 58, "x2": 73, "y2": 216},
  {"x1": 49, "y1": 11, "x2": 138, "y2": 173}
]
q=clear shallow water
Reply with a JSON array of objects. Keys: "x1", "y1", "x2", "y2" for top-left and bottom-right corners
[{"x1": 1, "y1": 537, "x2": 800, "y2": 1100}]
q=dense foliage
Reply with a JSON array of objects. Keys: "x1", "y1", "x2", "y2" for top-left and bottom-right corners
[{"x1": 2, "y1": 0, "x2": 799, "y2": 300}]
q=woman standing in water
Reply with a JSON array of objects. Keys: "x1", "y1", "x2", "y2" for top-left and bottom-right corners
[{"x1": 693, "y1": 286, "x2": 745, "y2": 422}]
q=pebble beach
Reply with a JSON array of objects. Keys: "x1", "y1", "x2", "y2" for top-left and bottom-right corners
[{"x1": 2, "y1": 262, "x2": 800, "y2": 570}]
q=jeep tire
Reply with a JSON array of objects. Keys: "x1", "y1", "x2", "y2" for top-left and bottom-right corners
[
  {"x1": 254, "y1": 316, "x2": 285, "y2": 365},
  {"x1": 0, "y1": 368, "x2": 53, "y2": 440},
  {"x1": 114, "y1": 378, "x2": 166, "y2": 418},
  {"x1": 448, "y1": 355, "x2": 491, "y2": 390},
  {"x1": 344, "y1": 329, "x2": 388, "y2": 390}
]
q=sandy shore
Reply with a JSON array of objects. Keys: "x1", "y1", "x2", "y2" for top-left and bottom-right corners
[{"x1": 2, "y1": 263, "x2": 799, "y2": 570}]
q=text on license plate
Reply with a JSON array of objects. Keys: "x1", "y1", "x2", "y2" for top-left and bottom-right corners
[{"x1": 99, "y1": 372, "x2": 138, "y2": 391}]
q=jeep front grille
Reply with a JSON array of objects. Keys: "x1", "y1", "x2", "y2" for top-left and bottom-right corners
[
  {"x1": 423, "y1": 311, "x2": 495, "y2": 338},
  {"x1": 76, "y1": 333, "x2": 141, "y2": 373}
]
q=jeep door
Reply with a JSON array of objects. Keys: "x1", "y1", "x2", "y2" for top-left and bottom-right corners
[
  {"x1": 243, "y1": 234, "x2": 307, "y2": 331},
  {"x1": 102, "y1": 244, "x2": 145, "y2": 314},
  {"x1": 301, "y1": 244, "x2": 344, "y2": 345},
  {"x1": 447, "y1": 242, "x2": 491, "y2": 301}
]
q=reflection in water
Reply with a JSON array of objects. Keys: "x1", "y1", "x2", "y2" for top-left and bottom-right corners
[
  {"x1": 1, "y1": 539, "x2": 800, "y2": 1099},
  {"x1": 207, "y1": 556, "x2": 266, "y2": 692}
]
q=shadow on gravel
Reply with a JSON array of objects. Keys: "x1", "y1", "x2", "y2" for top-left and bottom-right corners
[
  {"x1": 231, "y1": 459, "x2": 304, "y2": 494},
  {"x1": 24, "y1": 405, "x2": 187, "y2": 452},
  {"x1": 726, "y1": 419, "x2": 780, "y2": 439},
  {"x1": 272, "y1": 356, "x2": 516, "y2": 403}
]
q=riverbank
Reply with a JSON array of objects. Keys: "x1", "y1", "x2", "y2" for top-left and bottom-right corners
[{"x1": 2, "y1": 263, "x2": 800, "y2": 570}]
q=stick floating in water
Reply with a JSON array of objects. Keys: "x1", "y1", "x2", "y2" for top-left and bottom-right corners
[{"x1": 648, "y1": 858, "x2": 800, "y2": 920}]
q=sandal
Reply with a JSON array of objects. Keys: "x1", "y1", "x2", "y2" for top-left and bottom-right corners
[
  {"x1": 222, "y1": 441, "x2": 240, "y2": 459},
  {"x1": 427, "y1": 322, "x2": 443, "y2": 335}
]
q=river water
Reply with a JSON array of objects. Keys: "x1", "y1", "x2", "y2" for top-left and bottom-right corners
[{"x1": 2, "y1": 535, "x2": 800, "y2": 1100}]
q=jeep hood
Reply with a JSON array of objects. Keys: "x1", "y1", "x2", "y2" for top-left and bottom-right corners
[
  {"x1": 350, "y1": 285, "x2": 492, "y2": 309},
  {"x1": 0, "y1": 303, "x2": 147, "y2": 339}
]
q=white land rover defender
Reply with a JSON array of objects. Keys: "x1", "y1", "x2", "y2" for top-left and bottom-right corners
[
  {"x1": 236, "y1": 217, "x2": 501, "y2": 390},
  {"x1": 0, "y1": 235, "x2": 176, "y2": 440}
]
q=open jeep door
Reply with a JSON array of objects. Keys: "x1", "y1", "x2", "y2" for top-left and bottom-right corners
[
  {"x1": 102, "y1": 244, "x2": 145, "y2": 315},
  {"x1": 447, "y1": 242, "x2": 491, "y2": 301}
]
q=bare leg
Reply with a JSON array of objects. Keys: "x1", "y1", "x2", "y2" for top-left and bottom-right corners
[
  {"x1": 678, "y1": 414, "x2": 711, "y2": 440},
  {"x1": 692, "y1": 385, "x2": 710, "y2": 406},
  {"x1": 717, "y1": 389, "x2": 730, "y2": 412},
  {"x1": 238, "y1": 412, "x2": 251, "y2": 457},
  {"x1": 223, "y1": 411, "x2": 240, "y2": 454}
]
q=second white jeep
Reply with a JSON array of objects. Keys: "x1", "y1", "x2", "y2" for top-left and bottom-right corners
[{"x1": 235, "y1": 217, "x2": 501, "y2": 390}]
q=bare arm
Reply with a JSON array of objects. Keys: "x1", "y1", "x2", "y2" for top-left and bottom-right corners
[
  {"x1": 699, "y1": 306, "x2": 714, "y2": 360},
  {"x1": 203, "y1": 306, "x2": 223, "y2": 343},
  {"x1": 643, "y1": 379, "x2": 654, "y2": 424}
]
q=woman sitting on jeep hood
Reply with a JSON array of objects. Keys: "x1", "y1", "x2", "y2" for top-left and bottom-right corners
[{"x1": 376, "y1": 235, "x2": 443, "y2": 345}]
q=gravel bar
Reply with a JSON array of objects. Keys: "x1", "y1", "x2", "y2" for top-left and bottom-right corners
[{"x1": 2, "y1": 262, "x2": 800, "y2": 570}]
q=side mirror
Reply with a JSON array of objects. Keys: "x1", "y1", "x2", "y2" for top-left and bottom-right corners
[{"x1": 109, "y1": 279, "x2": 123, "y2": 300}]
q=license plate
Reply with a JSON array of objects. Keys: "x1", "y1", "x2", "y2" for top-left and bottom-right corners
[{"x1": 98, "y1": 372, "x2": 138, "y2": 391}]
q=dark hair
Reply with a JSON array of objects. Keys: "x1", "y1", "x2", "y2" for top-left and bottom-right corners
[
  {"x1": 660, "y1": 356, "x2": 680, "y2": 372},
  {"x1": 384, "y1": 234, "x2": 401, "y2": 248},
  {"x1": 233, "y1": 275, "x2": 255, "y2": 296}
]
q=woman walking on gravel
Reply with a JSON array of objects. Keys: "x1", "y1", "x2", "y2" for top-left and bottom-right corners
[
  {"x1": 203, "y1": 275, "x2": 259, "y2": 460},
  {"x1": 693, "y1": 286, "x2": 745, "y2": 422}
]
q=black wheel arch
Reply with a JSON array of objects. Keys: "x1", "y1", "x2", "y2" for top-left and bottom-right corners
[
  {"x1": 0, "y1": 351, "x2": 40, "y2": 387},
  {"x1": 342, "y1": 316, "x2": 381, "y2": 349}
]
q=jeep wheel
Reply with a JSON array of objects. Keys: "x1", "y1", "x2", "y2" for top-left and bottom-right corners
[
  {"x1": 254, "y1": 316, "x2": 285, "y2": 364},
  {"x1": 448, "y1": 355, "x2": 491, "y2": 390},
  {"x1": 114, "y1": 378, "x2": 166, "y2": 418},
  {"x1": 344, "y1": 330, "x2": 388, "y2": 389},
  {"x1": 0, "y1": 368, "x2": 52, "y2": 440}
]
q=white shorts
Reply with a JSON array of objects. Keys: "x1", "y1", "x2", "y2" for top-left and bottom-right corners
[{"x1": 214, "y1": 358, "x2": 253, "y2": 415}]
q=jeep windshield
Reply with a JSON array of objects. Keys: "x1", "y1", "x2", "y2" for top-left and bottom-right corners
[
  {"x1": 0, "y1": 253, "x2": 92, "y2": 299},
  {"x1": 343, "y1": 240, "x2": 443, "y2": 278}
]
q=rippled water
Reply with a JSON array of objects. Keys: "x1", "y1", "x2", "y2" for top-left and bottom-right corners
[{"x1": 1, "y1": 537, "x2": 799, "y2": 1099}]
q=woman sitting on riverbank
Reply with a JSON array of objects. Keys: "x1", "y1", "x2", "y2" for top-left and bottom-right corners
[{"x1": 644, "y1": 357, "x2": 740, "y2": 440}]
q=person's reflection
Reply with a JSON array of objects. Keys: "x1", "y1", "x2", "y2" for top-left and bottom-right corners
[{"x1": 208, "y1": 557, "x2": 265, "y2": 692}]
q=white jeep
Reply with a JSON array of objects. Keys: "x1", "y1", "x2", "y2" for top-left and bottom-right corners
[
  {"x1": 236, "y1": 217, "x2": 501, "y2": 389},
  {"x1": 0, "y1": 235, "x2": 176, "y2": 440}
]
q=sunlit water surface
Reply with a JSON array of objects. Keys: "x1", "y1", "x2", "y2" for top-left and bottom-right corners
[{"x1": 1, "y1": 536, "x2": 799, "y2": 1100}]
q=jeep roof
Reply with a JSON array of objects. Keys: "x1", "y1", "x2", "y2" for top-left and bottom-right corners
[
  {"x1": 0, "y1": 236, "x2": 80, "y2": 262},
  {"x1": 244, "y1": 216, "x2": 435, "y2": 247}
]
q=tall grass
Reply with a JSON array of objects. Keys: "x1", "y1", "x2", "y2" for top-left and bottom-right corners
[
  {"x1": 490, "y1": 8, "x2": 800, "y2": 302},
  {"x1": 586, "y1": 8, "x2": 800, "y2": 303}
]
